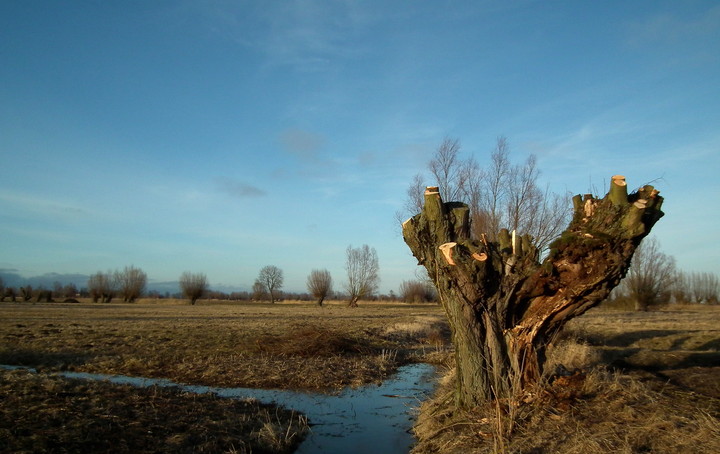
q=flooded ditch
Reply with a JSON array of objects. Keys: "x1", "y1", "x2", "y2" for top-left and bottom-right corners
[{"x1": 2, "y1": 363, "x2": 439, "y2": 454}]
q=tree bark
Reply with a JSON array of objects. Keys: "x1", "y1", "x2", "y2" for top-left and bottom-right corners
[{"x1": 403, "y1": 179, "x2": 664, "y2": 408}]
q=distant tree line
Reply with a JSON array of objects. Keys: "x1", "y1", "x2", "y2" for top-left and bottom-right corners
[
  {"x1": 7, "y1": 236, "x2": 703, "y2": 309},
  {"x1": 86, "y1": 266, "x2": 147, "y2": 303},
  {"x1": 606, "y1": 237, "x2": 719, "y2": 310},
  {"x1": 0, "y1": 243, "x2": 442, "y2": 306}
]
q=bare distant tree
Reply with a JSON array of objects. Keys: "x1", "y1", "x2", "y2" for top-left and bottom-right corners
[
  {"x1": 179, "y1": 272, "x2": 208, "y2": 305},
  {"x1": 87, "y1": 271, "x2": 118, "y2": 303},
  {"x1": 35, "y1": 288, "x2": 53, "y2": 302},
  {"x1": 257, "y1": 265, "x2": 283, "y2": 303},
  {"x1": 252, "y1": 280, "x2": 268, "y2": 301},
  {"x1": 117, "y1": 265, "x2": 147, "y2": 303},
  {"x1": 691, "y1": 271, "x2": 719, "y2": 304},
  {"x1": 307, "y1": 269, "x2": 333, "y2": 306},
  {"x1": 671, "y1": 271, "x2": 692, "y2": 304},
  {"x1": 0, "y1": 277, "x2": 16, "y2": 302},
  {"x1": 429, "y1": 137, "x2": 465, "y2": 202},
  {"x1": 20, "y1": 285, "x2": 33, "y2": 302},
  {"x1": 53, "y1": 281, "x2": 63, "y2": 298},
  {"x1": 480, "y1": 137, "x2": 511, "y2": 237},
  {"x1": 623, "y1": 237, "x2": 676, "y2": 311},
  {"x1": 401, "y1": 136, "x2": 570, "y2": 252},
  {"x1": 399, "y1": 279, "x2": 436, "y2": 303},
  {"x1": 62, "y1": 283, "x2": 78, "y2": 298},
  {"x1": 345, "y1": 244, "x2": 379, "y2": 307},
  {"x1": 670, "y1": 270, "x2": 718, "y2": 305},
  {"x1": 1, "y1": 283, "x2": 16, "y2": 302}
]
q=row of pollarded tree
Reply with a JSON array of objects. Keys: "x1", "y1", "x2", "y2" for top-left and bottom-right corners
[
  {"x1": 608, "y1": 236, "x2": 719, "y2": 309},
  {"x1": 0, "y1": 283, "x2": 65, "y2": 303},
  {"x1": 0, "y1": 266, "x2": 149, "y2": 304},
  {"x1": 167, "y1": 244, "x2": 381, "y2": 306},
  {"x1": 86, "y1": 266, "x2": 148, "y2": 303},
  {"x1": 0, "y1": 244, "x2": 382, "y2": 307},
  {"x1": 238, "y1": 244, "x2": 381, "y2": 307}
]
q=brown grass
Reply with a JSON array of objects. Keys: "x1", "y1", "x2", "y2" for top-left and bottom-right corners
[
  {"x1": 5, "y1": 300, "x2": 718, "y2": 453},
  {"x1": 412, "y1": 304, "x2": 720, "y2": 454},
  {"x1": 0, "y1": 368, "x2": 308, "y2": 453},
  {"x1": 0, "y1": 299, "x2": 445, "y2": 390},
  {"x1": 0, "y1": 299, "x2": 445, "y2": 453}
]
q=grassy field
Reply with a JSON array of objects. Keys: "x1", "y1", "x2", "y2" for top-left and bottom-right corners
[
  {"x1": 0, "y1": 299, "x2": 447, "y2": 453},
  {"x1": 0, "y1": 299, "x2": 448, "y2": 389},
  {"x1": 413, "y1": 305, "x2": 720, "y2": 453},
  {"x1": 1, "y1": 300, "x2": 719, "y2": 453}
]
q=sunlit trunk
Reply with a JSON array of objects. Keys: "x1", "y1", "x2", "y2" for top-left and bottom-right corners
[{"x1": 403, "y1": 177, "x2": 664, "y2": 406}]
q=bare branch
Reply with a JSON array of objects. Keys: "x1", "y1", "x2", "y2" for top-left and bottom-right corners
[
  {"x1": 257, "y1": 265, "x2": 284, "y2": 303},
  {"x1": 179, "y1": 272, "x2": 208, "y2": 305},
  {"x1": 345, "y1": 244, "x2": 379, "y2": 307},
  {"x1": 307, "y1": 269, "x2": 333, "y2": 306}
]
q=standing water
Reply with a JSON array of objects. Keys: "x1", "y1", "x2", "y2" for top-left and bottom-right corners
[{"x1": 6, "y1": 363, "x2": 438, "y2": 454}]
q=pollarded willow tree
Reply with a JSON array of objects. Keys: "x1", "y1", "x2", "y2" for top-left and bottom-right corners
[
  {"x1": 117, "y1": 265, "x2": 147, "y2": 303},
  {"x1": 179, "y1": 271, "x2": 208, "y2": 305},
  {"x1": 345, "y1": 244, "x2": 380, "y2": 307},
  {"x1": 307, "y1": 269, "x2": 333, "y2": 306},
  {"x1": 403, "y1": 175, "x2": 664, "y2": 408}
]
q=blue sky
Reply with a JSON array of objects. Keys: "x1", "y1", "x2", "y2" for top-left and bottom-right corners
[{"x1": 1, "y1": 0, "x2": 718, "y2": 294}]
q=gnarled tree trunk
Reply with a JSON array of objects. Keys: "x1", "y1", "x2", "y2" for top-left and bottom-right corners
[{"x1": 402, "y1": 175, "x2": 664, "y2": 408}]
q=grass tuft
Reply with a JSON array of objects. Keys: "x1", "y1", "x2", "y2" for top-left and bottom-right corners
[{"x1": 413, "y1": 305, "x2": 720, "y2": 453}]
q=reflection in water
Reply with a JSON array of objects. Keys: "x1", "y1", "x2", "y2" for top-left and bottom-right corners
[{"x1": 6, "y1": 364, "x2": 438, "y2": 454}]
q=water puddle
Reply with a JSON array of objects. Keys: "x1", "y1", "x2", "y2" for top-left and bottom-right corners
[{"x1": 2, "y1": 363, "x2": 438, "y2": 454}]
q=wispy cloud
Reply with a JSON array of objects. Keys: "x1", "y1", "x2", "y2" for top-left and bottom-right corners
[
  {"x1": 214, "y1": 177, "x2": 267, "y2": 199},
  {"x1": 623, "y1": 4, "x2": 720, "y2": 67},
  {"x1": 180, "y1": 0, "x2": 374, "y2": 72},
  {"x1": 258, "y1": 0, "x2": 373, "y2": 71},
  {"x1": 626, "y1": 4, "x2": 720, "y2": 47},
  {"x1": 0, "y1": 192, "x2": 90, "y2": 220},
  {"x1": 279, "y1": 128, "x2": 326, "y2": 159}
]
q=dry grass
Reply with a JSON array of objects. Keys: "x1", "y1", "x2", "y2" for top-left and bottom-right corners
[
  {"x1": 0, "y1": 299, "x2": 445, "y2": 390},
  {"x1": 0, "y1": 368, "x2": 308, "y2": 453},
  {"x1": 0, "y1": 299, "x2": 445, "y2": 453},
  {"x1": 5, "y1": 300, "x2": 718, "y2": 453},
  {"x1": 412, "y1": 304, "x2": 720, "y2": 454}
]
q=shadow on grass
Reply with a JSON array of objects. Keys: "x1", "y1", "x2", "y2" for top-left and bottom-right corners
[
  {"x1": 699, "y1": 337, "x2": 720, "y2": 350},
  {"x1": 254, "y1": 326, "x2": 378, "y2": 358},
  {"x1": 0, "y1": 348, "x2": 93, "y2": 369},
  {"x1": 582, "y1": 329, "x2": 687, "y2": 347},
  {"x1": 596, "y1": 347, "x2": 720, "y2": 371}
]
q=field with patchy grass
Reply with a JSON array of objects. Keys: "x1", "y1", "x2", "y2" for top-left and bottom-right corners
[
  {"x1": 0, "y1": 299, "x2": 448, "y2": 389},
  {"x1": 2, "y1": 300, "x2": 719, "y2": 453},
  {"x1": 413, "y1": 305, "x2": 720, "y2": 453},
  {"x1": 0, "y1": 299, "x2": 447, "y2": 452}
]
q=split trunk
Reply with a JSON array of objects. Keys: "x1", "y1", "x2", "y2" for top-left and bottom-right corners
[{"x1": 402, "y1": 175, "x2": 664, "y2": 408}]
